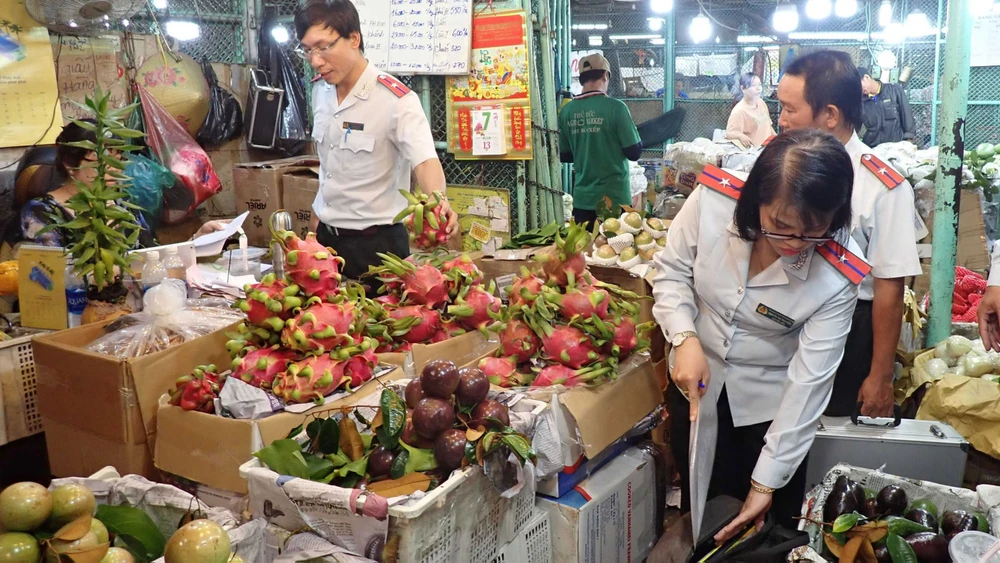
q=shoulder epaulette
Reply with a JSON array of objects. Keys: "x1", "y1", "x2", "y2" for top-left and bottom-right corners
[
  {"x1": 861, "y1": 154, "x2": 904, "y2": 190},
  {"x1": 377, "y1": 74, "x2": 410, "y2": 98},
  {"x1": 697, "y1": 164, "x2": 744, "y2": 200},
  {"x1": 762, "y1": 135, "x2": 775, "y2": 147},
  {"x1": 815, "y1": 240, "x2": 871, "y2": 285}
]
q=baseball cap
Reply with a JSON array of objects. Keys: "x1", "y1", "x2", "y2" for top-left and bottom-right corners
[{"x1": 579, "y1": 53, "x2": 611, "y2": 73}]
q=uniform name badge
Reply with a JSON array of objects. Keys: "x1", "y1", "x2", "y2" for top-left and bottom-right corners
[{"x1": 755, "y1": 303, "x2": 795, "y2": 328}]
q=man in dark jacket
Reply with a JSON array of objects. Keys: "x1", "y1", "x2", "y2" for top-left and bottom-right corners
[{"x1": 859, "y1": 67, "x2": 915, "y2": 147}]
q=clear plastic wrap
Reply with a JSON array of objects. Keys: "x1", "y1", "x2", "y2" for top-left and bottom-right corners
[{"x1": 87, "y1": 281, "x2": 242, "y2": 358}]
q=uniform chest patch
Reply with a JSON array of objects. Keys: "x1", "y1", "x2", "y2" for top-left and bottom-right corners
[{"x1": 756, "y1": 303, "x2": 795, "y2": 328}]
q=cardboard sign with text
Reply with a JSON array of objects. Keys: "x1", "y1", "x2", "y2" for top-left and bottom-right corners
[
  {"x1": 51, "y1": 36, "x2": 127, "y2": 122},
  {"x1": 281, "y1": 169, "x2": 320, "y2": 238}
]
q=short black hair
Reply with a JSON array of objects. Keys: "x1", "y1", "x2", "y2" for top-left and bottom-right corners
[
  {"x1": 734, "y1": 129, "x2": 854, "y2": 244},
  {"x1": 857, "y1": 67, "x2": 872, "y2": 80},
  {"x1": 55, "y1": 120, "x2": 98, "y2": 174},
  {"x1": 294, "y1": 0, "x2": 365, "y2": 53},
  {"x1": 783, "y1": 50, "x2": 862, "y2": 132},
  {"x1": 734, "y1": 72, "x2": 757, "y2": 102},
  {"x1": 579, "y1": 69, "x2": 607, "y2": 85}
]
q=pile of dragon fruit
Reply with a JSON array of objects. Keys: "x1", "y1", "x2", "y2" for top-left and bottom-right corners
[{"x1": 479, "y1": 223, "x2": 656, "y2": 388}]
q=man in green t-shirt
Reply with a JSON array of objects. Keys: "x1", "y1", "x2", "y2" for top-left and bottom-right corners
[{"x1": 559, "y1": 54, "x2": 643, "y2": 226}]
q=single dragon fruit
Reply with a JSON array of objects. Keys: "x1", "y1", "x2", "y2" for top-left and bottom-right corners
[
  {"x1": 531, "y1": 363, "x2": 612, "y2": 388},
  {"x1": 375, "y1": 253, "x2": 450, "y2": 308},
  {"x1": 282, "y1": 299, "x2": 358, "y2": 354},
  {"x1": 533, "y1": 222, "x2": 590, "y2": 286},
  {"x1": 540, "y1": 323, "x2": 602, "y2": 369},
  {"x1": 395, "y1": 188, "x2": 450, "y2": 250},
  {"x1": 479, "y1": 355, "x2": 521, "y2": 387},
  {"x1": 508, "y1": 268, "x2": 546, "y2": 307},
  {"x1": 448, "y1": 284, "x2": 501, "y2": 331},
  {"x1": 343, "y1": 348, "x2": 378, "y2": 390},
  {"x1": 169, "y1": 364, "x2": 225, "y2": 413},
  {"x1": 273, "y1": 354, "x2": 347, "y2": 404},
  {"x1": 231, "y1": 346, "x2": 297, "y2": 390},
  {"x1": 235, "y1": 274, "x2": 302, "y2": 332},
  {"x1": 496, "y1": 318, "x2": 541, "y2": 363},
  {"x1": 272, "y1": 225, "x2": 345, "y2": 299},
  {"x1": 389, "y1": 305, "x2": 441, "y2": 343},
  {"x1": 226, "y1": 321, "x2": 280, "y2": 354},
  {"x1": 542, "y1": 283, "x2": 611, "y2": 321},
  {"x1": 442, "y1": 253, "x2": 483, "y2": 295}
]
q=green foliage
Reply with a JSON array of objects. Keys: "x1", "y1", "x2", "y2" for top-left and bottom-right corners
[{"x1": 48, "y1": 88, "x2": 144, "y2": 292}]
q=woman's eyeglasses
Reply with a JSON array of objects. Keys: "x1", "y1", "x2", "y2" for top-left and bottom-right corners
[
  {"x1": 295, "y1": 36, "x2": 341, "y2": 60},
  {"x1": 759, "y1": 227, "x2": 831, "y2": 244}
]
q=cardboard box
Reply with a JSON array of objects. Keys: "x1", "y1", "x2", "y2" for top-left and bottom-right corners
[
  {"x1": 44, "y1": 418, "x2": 157, "y2": 479},
  {"x1": 155, "y1": 365, "x2": 406, "y2": 493},
  {"x1": 537, "y1": 447, "x2": 659, "y2": 563},
  {"x1": 33, "y1": 322, "x2": 235, "y2": 478},
  {"x1": 536, "y1": 434, "x2": 642, "y2": 498},
  {"x1": 409, "y1": 330, "x2": 497, "y2": 376},
  {"x1": 588, "y1": 264, "x2": 657, "y2": 325},
  {"x1": 232, "y1": 157, "x2": 318, "y2": 246},
  {"x1": 281, "y1": 169, "x2": 321, "y2": 238},
  {"x1": 919, "y1": 189, "x2": 989, "y2": 275}
]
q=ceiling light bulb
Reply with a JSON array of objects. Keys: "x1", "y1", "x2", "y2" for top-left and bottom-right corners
[
  {"x1": 588, "y1": 35, "x2": 602, "y2": 46},
  {"x1": 689, "y1": 12, "x2": 712, "y2": 43},
  {"x1": 879, "y1": 0, "x2": 893, "y2": 27},
  {"x1": 834, "y1": 0, "x2": 858, "y2": 17},
  {"x1": 271, "y1": 26, "x2": 290, "y2": 43},
  {"x1": 647, "y1": 17, "x2": 664, "y2": 31},
  {"x1": 152, "y1": 0, "x2": 168, "y2": 9},
  {"x1": 806, "y1": 0, "x2": 832, "y2": 20},
  {"x1": 883, "y1": 21, "x2": 904, "y2": 42},
  {"x1": 772, "y1": 3, "x2": 799, "y2": 33},
  {"x1": 904, "y1": 10, "x2": 932, "y2": 35},
  {"x1": 877, "y1": 49, "x2": 898, "y2": 69},
  {"x1": 164, "y1": 20, "x2": 200, "y2": 41},
  {"x1": 650, "y1": 0, "x2": 673, "y2": 13}
]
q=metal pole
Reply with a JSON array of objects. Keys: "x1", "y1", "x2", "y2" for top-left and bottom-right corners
[
  {"x1": 538, "y1": 0, "x2": 563, "y2": 199},
  {"x1": 664, "y1": 10, "x2": 675, "y2": 113},
  {"x1": 930, "y1": 0, "x2": 945, "y2": 146},
  {"x1": 928, "y1": 0, "x2": 973, "y2": 345},
  {"x1": 562, "y1": 0, "x2": 573, "y2": 197},
  {"x1": 418, "y1": 76, "x2": 432, "y2": 123},
  {"x1": 516, "y1": 161, "x2": 527, "y2": 234}
]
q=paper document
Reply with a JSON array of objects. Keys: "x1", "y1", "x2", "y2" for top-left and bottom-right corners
[{"x1": 194, "y1": 211, "x2": 249, "y2": 257}]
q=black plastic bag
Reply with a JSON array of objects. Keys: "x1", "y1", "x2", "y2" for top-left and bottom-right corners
[
  {"x1": 196, "y1": 60, "x2": 244, "y2": 148},
  {"x1": 256, "y1": 26, "x2": 309, "y2": 156}
]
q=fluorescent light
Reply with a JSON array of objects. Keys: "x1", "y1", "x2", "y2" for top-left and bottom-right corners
[
  {"x1": 834, "y1": 0, "x2": 858, "y2": 17},
  {"x1": 651, "y1": 37, "x2": 666, "y2": 45},
  {"x1": 165, "y1": 20, "x2": 200, "y2": 41},
  {"x1": 271, "y1": 26, "x2": 290, "y2": 43},
  {"x1": 972, "y1": 0, "x2": 994, "y2": 15},
  {"x1": 572, "y1": 23, "x2": 609, "y2": 30},
  {"x1": 772, "y1": 3, "x2": 799, "y2": 32},
  {"x1": 744, "y1": 45, "x2": 781, "y2": 51},
  {"x1": 905, "y1": 10, "x2": 933, "y2": 36},
  {"x1": 589, "y1": 35, "x2": 603, "y2": 46},
  {"x1": 647, "y1": 17, "x2": 664, "y2": 31},
  {"x1": 879, "y1": 0, "x2": 892, "y2": 26},
  {"x1": 152, "y1": 0, "x2": 168, "y2": 8},
  {"x1": 737, "y1": 34, "x2": 777, "y2": 42},
  {"x1": 689, "y1": 12, "x2": 712, "y2": 43},
  {"x1": 806, "y1": 0, "x2": 832, "y2": 20},
  {"x1": 787, "y1": 31, "x2": 867, "y2": 39},
  {"x1": 121, "y1": 18, "x2": 129, "y2": 27},
  {"x1": 609, "y1": 34, "x2": 662, "y2": 41},
  {"x1": 650, "y1": 0, "x2": 673, "y2": 13},
  {"x1": 68, "y1": 20, "x2": 78, "y2": 28}
]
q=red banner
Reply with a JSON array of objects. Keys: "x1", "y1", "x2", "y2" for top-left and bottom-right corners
[
  {"x1": 458, "y1": 109, "x2": 473, "y2": 152},
  {"x1": 510, "y1": 107, "x2": 526, "y2": 151}
]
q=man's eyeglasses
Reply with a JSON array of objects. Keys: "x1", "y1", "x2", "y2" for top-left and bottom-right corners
[
  {"x1": 295, "y1": 36, "x2": 341, "y2": 60},
  {"x1": 759, "y1": 227, "x2": 831, "y2": 244}
]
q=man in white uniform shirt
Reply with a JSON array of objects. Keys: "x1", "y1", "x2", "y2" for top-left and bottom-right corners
[
  {"x1": 294, "y1": 0, "x2": 457, "y2": 280},
  {"x1": 776, "y1": 51, "x2": 922, "y2": 418}
]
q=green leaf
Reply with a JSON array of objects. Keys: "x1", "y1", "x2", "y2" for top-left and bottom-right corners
[
  {"x1": 391, "y1": 448, "x2": 409, "y2": 479},
  {"x1": 886, "y1": 533, "x2": 917, "y2": 563},
  {"x1": 334, "y1": 453, "x2": 369, "y2": 479},
  {"x1": 500, "y1": 433, "x2": 535, "y2": 464},
  {"x1": 326, "y1": 451, "x2": 350, "y2": 468},
  {"x1": 63, "y1": 140, "x2": 98, "y2": 151},
  {"x1": 110, "y1": 127, "x2": 146, "y2": 139},
  {"x1": 380, "y1": 388, "x2": 407, "y2": 441},
  {"x1": 253, "y1": 439, "x2": 310, "y2": 478},
  {"x1": 376, "y1": 426, "x2": 398, "y2": 450},
  {"x1": 306, "y1": 455, "x2": 336, "y2": 481},
  {"x1": 95, "y1": 504, "x2": 167, "y2": 562},
  {"x1": 316, "y1": 417, "x2": 340, "y2": 455},
  {"x1": 400, "y1": 441, "x2": 438, "y2": 473},
  {"x1": 832, "y1": 512, "x2": 862, "y2": 533},
  {"x1": 306, "y1": 419, "x2": 322, "y2": 441}
]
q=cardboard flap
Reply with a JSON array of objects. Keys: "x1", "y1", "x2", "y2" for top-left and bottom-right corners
[
  {"x1": 558, "y1": 358, "x2": 662, "y2": 459},
  {"x1": 410, "y1": 331, "x2": 498, "y2": 375},
  {"x1": 235, "y1": 156, "x2": 320, "y2": 170}
]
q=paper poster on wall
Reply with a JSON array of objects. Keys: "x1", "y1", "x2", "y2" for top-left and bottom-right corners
[
  {"x1": 446, "y1": 10, "x2": 531, "y2": 160},
  {"x1": 472, "y1": 108, "x2": 506, "y2": 156},
  {"x1": 972, "y1": 14, "x2": 1000, "y2": 67},
  {"x1": 0, "y1": 0, "x2": 63, "y2": 147},
  {"x1": 446, "y1": 185, "x2": 510, "y2": 253},
  {"x1": 51, "y1": 36, "x2": 128, "y2": 122},
  {"x1": 352, "y1": 0, "x2": 472, "y2": 74}
]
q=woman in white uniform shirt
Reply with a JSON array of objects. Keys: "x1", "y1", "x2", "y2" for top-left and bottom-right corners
[{"x1": 653, "y1": 129, "x2": 870, "y2": 542}]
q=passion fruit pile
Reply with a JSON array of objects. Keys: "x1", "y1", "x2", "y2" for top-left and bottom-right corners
[
  {"x1": 0, "y1": 481, "x2": 245, "y2": 563},
  {"x1": 822, "y1": 475, "x2": 992, "y2": 562}
]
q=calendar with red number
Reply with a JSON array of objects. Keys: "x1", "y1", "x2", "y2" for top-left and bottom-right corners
[{"x1": 0, "y1": 1, "x2": 62, "y2": 148}]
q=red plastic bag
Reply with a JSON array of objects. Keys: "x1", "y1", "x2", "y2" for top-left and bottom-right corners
[{"x1": 137, "y1": 85, "x2": 222, "y2": 224}]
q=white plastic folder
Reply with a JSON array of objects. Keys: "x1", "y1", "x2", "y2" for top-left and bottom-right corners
[{"x1": 690, "y1": 394, "x2": 719, "y2": 544}]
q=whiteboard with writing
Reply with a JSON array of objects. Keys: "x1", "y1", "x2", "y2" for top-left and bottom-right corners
[
  {"x1": 356, "y1": 0, "x2": 472, "y2": 75},
  {"x1": 972, "y1": 14, "x2": 1000, "y2": 67}
]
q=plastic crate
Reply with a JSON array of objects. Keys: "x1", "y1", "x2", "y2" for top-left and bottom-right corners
[
  {"x1": 0, "y1": 331, "x2": 47, "y2": 446},
  {"x1": 490, "y1": 510, "x2": 551, "y2": 563}
]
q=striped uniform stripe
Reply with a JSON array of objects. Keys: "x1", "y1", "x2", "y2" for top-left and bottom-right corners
[
  {"x1": 697, "y1": 164, "x2": 744, "y2": 200},
  {"x1": 762, "y1": 135, "x2": 775, "y2": 147},
  {"x1": 377, "y1": 75, "x2": 410, "y2": 98},
  {"x1": 815, "y1": 240, "x2": 871, "y2": 285},
  {"x1": 861, "y1": 154, "x2": 905, "y2": 189}
]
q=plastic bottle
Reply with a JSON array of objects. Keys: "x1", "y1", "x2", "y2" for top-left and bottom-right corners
[
  {"x1": 141, "y1": 250, "x2": 166, "y2": 292},
  {"x1": 65, "y1": 258, "x2": 87, "y2": 329},
  {"x1": 162, "y1": 246, "x2": 188, "y2": 295}
]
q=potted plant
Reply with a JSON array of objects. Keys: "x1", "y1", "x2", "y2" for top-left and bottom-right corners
[{"x1": 46, "y1": 88, "x2": 146, "y2": 324}]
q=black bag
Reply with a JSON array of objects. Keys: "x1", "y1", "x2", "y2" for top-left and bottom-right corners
[
  {"x1": 196, "y1": 59, "x2": 244, "y2": 148},
  {"x1": 689, "y1": 496, "x2": 809, "y2": 563}
]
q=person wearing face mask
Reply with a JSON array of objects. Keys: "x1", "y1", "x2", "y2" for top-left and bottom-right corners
[
  {"x1": 293, "y1": 0, "x2": 458, "y2": 280},
  {"x1": 776, "y1": 51, "x2": 922, "y2": 420},
  {"x1": 725, "y1": 73, "x2": 776, "y2": 148},
  {"x1": 654, "y1": 129, "x2": 865, "y2": 542}
]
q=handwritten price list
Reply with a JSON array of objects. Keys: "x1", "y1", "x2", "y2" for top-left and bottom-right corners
[{"x1": 354, "y1": 0, "x2": 471, "y2": 74}]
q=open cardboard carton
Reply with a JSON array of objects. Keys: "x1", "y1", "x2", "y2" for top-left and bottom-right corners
[
  {"x1": 155, "y1": 365, "x2": 406, "y2": 494},
  {"x1": 32, "y1": 321, "x2": 239, "y2": 478}
]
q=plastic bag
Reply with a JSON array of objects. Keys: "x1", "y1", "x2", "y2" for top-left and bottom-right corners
[
  {"x1": 196, "y1": 60, "x2": 244, "y2": 148},
  {"x1": 257, "y1": 29, "x2": 309, "y2": 155},
  {"x1": 124, "y1": 153, "x2": 173, "y2": 230},
  {"x1": 87, "y1": 280, "x2": 242, "y2": 358},
  {"x1": 137, "y1": 84, "x2": 223, "y2": 225}
]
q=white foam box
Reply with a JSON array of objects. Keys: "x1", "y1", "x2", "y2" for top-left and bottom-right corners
[{"x1": 536, "y1": 446, "x2": 658, "y2": 563}]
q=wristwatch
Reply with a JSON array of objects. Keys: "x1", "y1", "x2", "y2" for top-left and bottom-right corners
[{"x1": 671, "y1": 330, "x2": 698, "y2": 348}]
